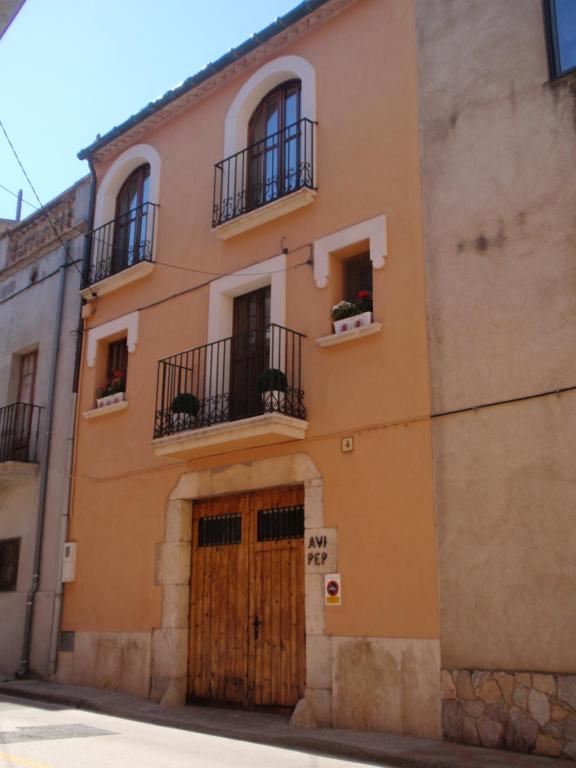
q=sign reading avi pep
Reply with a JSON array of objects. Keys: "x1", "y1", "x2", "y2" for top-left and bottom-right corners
[
  {"x1": 324, "y1": 573, "x2": 342, "y2": 606},
  {"x1": 305, "y1": 528, "x2": 337, "y2": 574}
]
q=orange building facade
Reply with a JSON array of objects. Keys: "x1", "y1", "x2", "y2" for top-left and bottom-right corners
[{"x1": 59, "y1": 0, "x2": 441, "y2": 736}]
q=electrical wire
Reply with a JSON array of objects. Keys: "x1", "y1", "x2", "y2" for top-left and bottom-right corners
[
  {"x1": 0, "y1": 118, "x2": 82, "y2": 276},
  {"x1": 154, "y1": 255, "x2": 311, "y2": 277},
  {"x1": 0, "y1": 181, "x2": 37, "y2": 211},
  {"x1": 85, "y1": 243, "x2": 314, "y2": 326},
  {"x1": 0, "y1": 259, "x2": 83, "y2": 306},
  {"x1": 77, "y1": 382, "x2": 576, "y2": 482}
]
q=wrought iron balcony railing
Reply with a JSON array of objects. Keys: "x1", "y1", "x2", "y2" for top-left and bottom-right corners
[
  {"x1": 154, "y1": 324, "x2": 306, "y2": 439},
  {"x1": 0, "y1": 402, "x2": 41, "y2": 464},
  {"x1": 82, "y1": 201, "x2": 158, "y2": 289},
  {"x1": 212, "y1": 118, "x2": 316, "y2": 227}
]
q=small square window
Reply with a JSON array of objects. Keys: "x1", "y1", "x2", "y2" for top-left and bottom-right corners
[
  {"x1": 0, "y1": 538, "x2": 20, "y2": 591},
  {"x1": 546, "y1": 0, "x2": 576, "y2": 78}
]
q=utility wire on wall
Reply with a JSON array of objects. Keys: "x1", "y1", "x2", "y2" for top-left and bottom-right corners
[{"x1": 0, "y1": 118, "x2": 82, "y2": 276}]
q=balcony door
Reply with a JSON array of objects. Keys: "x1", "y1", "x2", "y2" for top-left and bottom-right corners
[
  {"x1": 113, "y1": 163, "x2": 150, "y2": 273},
  {"x1": 247, "y1": 80, "x2": 301, "y2": 209},
  {"x1": 13, "y1": 351, "x2": 37, "y2": 460},
  {"x1": 230, "y1": 286, "x2": 270, "y2": 420}
]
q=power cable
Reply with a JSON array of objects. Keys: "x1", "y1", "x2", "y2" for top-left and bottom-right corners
[
  {"x1": 0, "y1": 118, "x2": 82, "y2": 276},
  {"x1": 154, "y1": 256, "x2": 311, "y2": 277},
  {"x1": 0, "y1": 181, "x2": 38, "y2": 211},
  {"x1": 85, "y1": 243, "x2": 314, "y2": 324}
]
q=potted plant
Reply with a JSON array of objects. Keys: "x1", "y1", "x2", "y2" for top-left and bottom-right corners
[
  {"x1": 331, "y1": 290, "x2": 373, "y2": 334},
  {"x1": 257, "y1": 368, "x2": 288, "y2": 412},
  {"x1": 96, "y1": 370, "x2": 126, "y2": 408},
  {"x1": 171, "y1": 392, "x2": 199, "y2": 431}
]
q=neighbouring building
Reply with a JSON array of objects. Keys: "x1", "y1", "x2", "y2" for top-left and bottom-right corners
[
  {"x1": 0, "y1": 178, "x2": 89, "y2": 678},
  {"x1": 416, "y1": 0, "x2": 576, "y2": 759},
  {"x1": 58, "y1": 0, "x2": 441, "y2": 739},
  {"x1": 0, "y1": 0, "x2": 25, "y2": 40}
]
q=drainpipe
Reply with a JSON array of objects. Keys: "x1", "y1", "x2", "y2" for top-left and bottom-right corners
[
  {"x1": 18, "y1": 259, "x2": 67, "y2": 678},
  {"x1": 47, "y1": 157, "x2": 97, "y2": 677}
]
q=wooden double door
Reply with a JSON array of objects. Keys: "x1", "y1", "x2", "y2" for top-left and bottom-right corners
[{"x1": 188, "y1": 486, "x2": 305, "y2": 710}]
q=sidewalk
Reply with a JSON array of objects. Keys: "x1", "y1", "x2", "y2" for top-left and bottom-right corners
[{"x1": 0, "y1": 679, "x2": 565, "y2": 768}]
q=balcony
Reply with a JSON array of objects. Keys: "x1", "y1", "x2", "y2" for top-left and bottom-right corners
[
  {"x1": 152, "y1": 324, "x2": 308, "y2": 459},
  {"x1": 81, "y1": 201, "x2": 158, "y2": 296},
  {"x1": 212, "y1": 118, "x2": 317, "y2": 239},
  {"x1": 0, "y1": 403, "x2": 41, "y2": 484}
]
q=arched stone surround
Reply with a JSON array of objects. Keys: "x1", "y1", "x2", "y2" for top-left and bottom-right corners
[{"x1": 151, "y1": 453, "x2": 334, "y2": 724}]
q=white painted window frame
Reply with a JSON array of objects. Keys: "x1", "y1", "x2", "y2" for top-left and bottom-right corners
[
  {"x1": 313, "y1": 214, "x2": 388, "y2": 289},
  {"x1": 86, "y1": 311, "x2": 139, "y2": 368}
]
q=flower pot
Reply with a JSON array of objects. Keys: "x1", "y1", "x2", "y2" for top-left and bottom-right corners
[
  {"x1": 333, "y1": 311, "x2": 372, "y2": 334},
  {"x1": 261, "y1": 390, "x2": 286, "y2": 412},
  {"x1": 96, "y1": 391, "x2": 125, "y2": 409},
  {"x1": 171, "y1": 412, "x2": 196, "y2": 431}
]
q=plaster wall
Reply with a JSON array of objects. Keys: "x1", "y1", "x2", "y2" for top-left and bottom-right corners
[
  {"x1": 0, "y1": 178, "x2": 88, "y2": 676},
  {"x1": 416, "y1": 0, "x2": 576, "y2": 672},
  {"x1": 62, "y1": 0, "x2": 440, "y2": 736}
]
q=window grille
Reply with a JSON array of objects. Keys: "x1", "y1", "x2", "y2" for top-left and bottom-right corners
[
  {"x1": 0, "y1": 538, "x2": 20, "y2": 591},
  {"x1": 198, "y1": 514, "x2": 241, "y2": 547},
  {"x1": 257, "y1": 505, "x2": 304, "y2": 541}
]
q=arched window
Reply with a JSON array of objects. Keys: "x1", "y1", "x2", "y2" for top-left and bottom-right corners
[
  {"x1": 113, "y1": 163, "x2": 151, "y2": 270},
  {"x1": 247, "y1": 80, "x2": 301, "y2": 209}
]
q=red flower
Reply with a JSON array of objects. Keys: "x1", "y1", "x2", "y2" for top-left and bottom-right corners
[{"x1": 357, "y1": 290, "x2": 371, "y2": 299}]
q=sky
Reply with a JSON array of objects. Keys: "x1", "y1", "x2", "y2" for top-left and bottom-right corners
[{"x1": 0, "y1": 0, "x2": 300, "y2": 220}]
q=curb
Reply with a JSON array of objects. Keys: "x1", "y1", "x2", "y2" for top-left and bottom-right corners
[
  {"x1": 0, "y1": 683, "x2": 562, "y2": 768},
  {"x1": 0, "y1": 683, "x2": 414, "y2": 767}
]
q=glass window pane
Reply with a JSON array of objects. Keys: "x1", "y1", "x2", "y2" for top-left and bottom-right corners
[
  {"x1": 555, "y1": 0, "x2": 576, "y2": 73},
  {"x1": 285, "y1": 91, "x2": 299, "y2": 127}
]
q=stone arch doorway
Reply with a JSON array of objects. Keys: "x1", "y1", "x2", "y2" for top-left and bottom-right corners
[{"x1": 151, "y1": 453, "x2": 335, "y2": 726}]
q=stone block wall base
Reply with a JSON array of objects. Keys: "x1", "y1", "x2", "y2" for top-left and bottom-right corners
[
  {"x1": 55, "y1": 631, "x2": 151, "y2": 698},
  {"x1": 294, "y1": 637, "x2": 441, "y2": 739},
  {"x1": 442, "y1": 668, "x2": 576, "y2": 760},
  {"x1": 291, "y1": 689, "x2": 333, "y2": 728}
]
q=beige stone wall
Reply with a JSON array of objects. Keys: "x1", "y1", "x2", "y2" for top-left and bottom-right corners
[
  {"x1": 57, "y1": 631, "x2": 151, "y2": 698},
  {"x1": 417, "y1": 0, "x2": 576, "y2": 678}
]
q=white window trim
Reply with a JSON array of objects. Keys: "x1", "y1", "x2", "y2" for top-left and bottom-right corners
[
  {"x1": 313, "y1": 214, "x2": 388, "y2": 289},
  {"x1": 93, "y1": 143, "x2": 161, "y2": 230},
  {"x1": 208, "y1": 254, "x2": 286, "y2": 343},
  {"x1": 86, "y1": 311, "x2": 139, "y2": 368},
  {"x1": 223, "y1": 55, "x2": 316, "y2": 158}
]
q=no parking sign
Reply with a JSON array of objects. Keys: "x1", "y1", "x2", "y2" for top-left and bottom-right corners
[{"x1": 324, "y1": 573, "x2": 342, "y2": 606}]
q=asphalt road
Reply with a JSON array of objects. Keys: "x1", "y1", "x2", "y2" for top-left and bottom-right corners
[{"x1": 0, "y1": 695, "x2": 387, "y2": 768}]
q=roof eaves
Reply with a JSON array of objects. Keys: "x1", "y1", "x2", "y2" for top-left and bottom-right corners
[{"x1": 77, "y1": 0, "x2": 332, "y2": 161}]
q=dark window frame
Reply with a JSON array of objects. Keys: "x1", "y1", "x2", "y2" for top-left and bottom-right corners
[
  {"x1": 247, "y1": 79, "x2": 302, "y2": 209},
  {"x1": 113, "y1": 163, "x2": 151, "y2": 270},
  {"x1": 106, "y1": 338, "x2": 128, "y2": 392},
  {"x1": 0, "y1": 538, "x2": 21, "y2": 592},
  {"x1": 544, "y1": 0, "x2": 576, "y2": 79},
  {"x1": 343, "y1": 250, "x2": 372, "y2": 305}
]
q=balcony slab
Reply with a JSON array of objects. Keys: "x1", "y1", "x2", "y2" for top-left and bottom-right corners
[
  {"x1": 316, "y1": 322, "x2": 382, "y2": 347},
  {"x1": 0, "y1": 460, "x2": 39, "y2": 485},
  {"x1": 80, "y1": 260, "x2": 155, "y2": 299},
  {"x1": 152, "y1": 413, "x2": 308, "y2": 460},
  {"x1": 213, "y1": 188, "x2": 317, "y2": 240}
]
